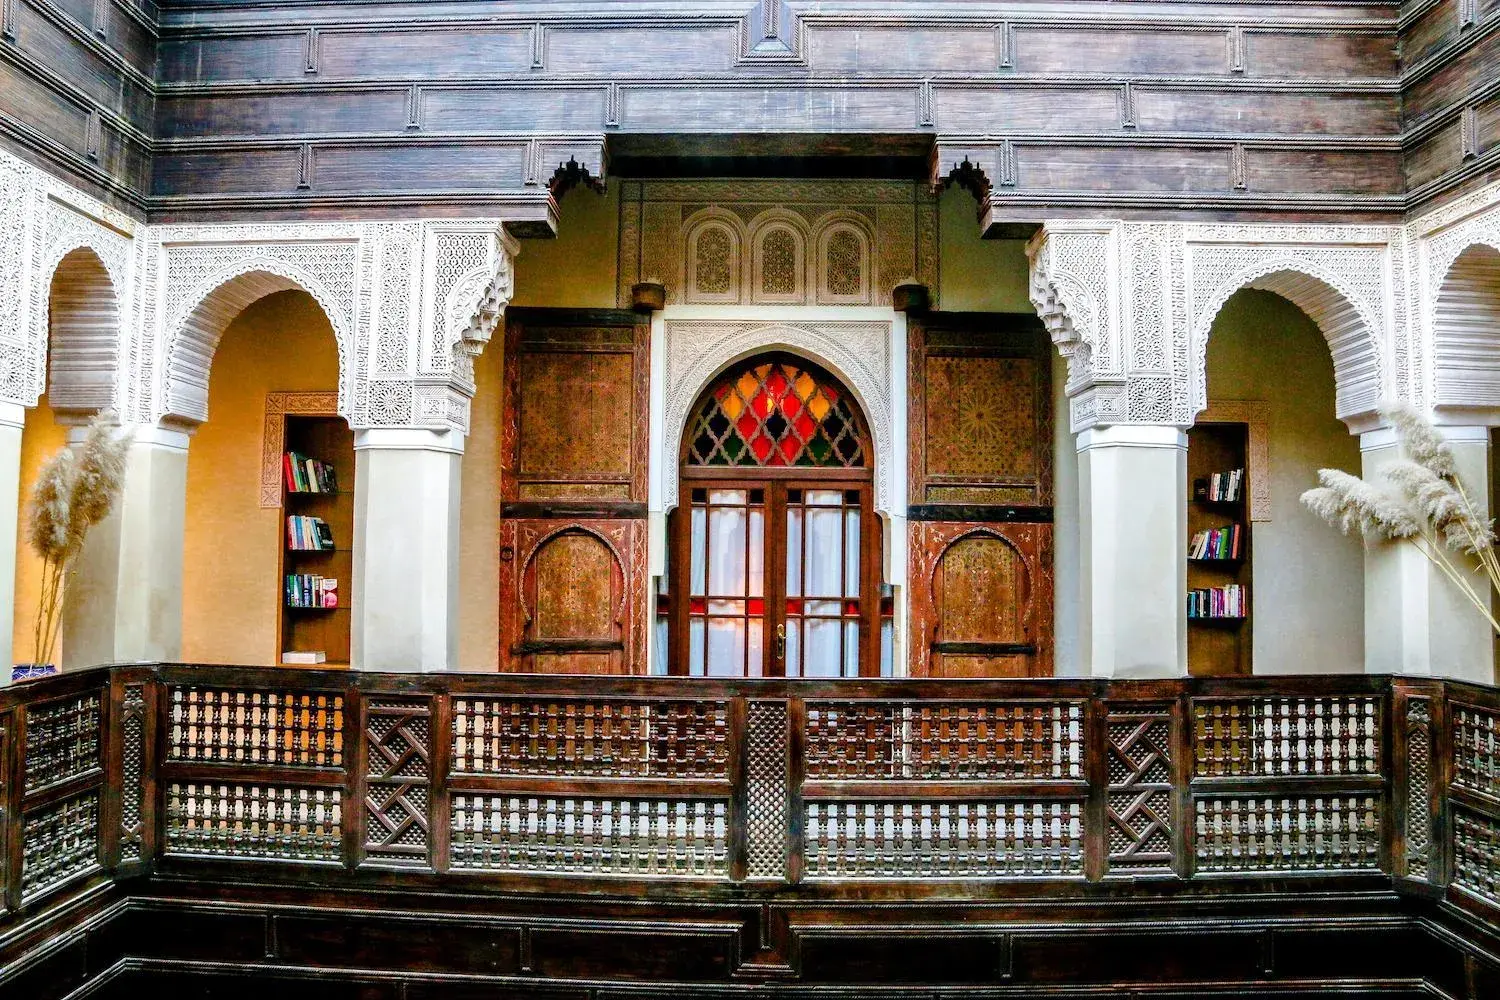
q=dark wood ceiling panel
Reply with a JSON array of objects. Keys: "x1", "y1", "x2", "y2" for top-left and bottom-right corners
[
  {"x1": 1013, "y1": 27, "x2": 1230, "y2": 76},
  {"x1": 546, "y1": 26, "x2": 737, "y2": 75},
  {"x1": 420, "y1": 86, "x2": 606, "y2": 132},
  {"x1": 1133, "y1": 89, "x2": 1397, "y2": 134},
  {"x1": 318, "y1": 26, "x2": 533, "y2": 78},
  {"x1": 157, "y1": 89, "x2": 411, "y2": 138},
  {"x1": 1016, "y1": 145, "x2": 1230, "y2": 193},
  {"x1": 310, "y1": 142, "x2": 528, "y2": 191},
  {"x1": 1241, "y1": 30, "x2": 1396, "y2": 78},
  {"x1": 1245, "y1": 147, "x2": 1404, "y2": 193},
  {"x1": 934, "y1": 87, "x2": 1121, "y2": 132},
  {"x1": 158, "y1": 34, "x2": 311, "y2": 83},
  {"x1": 805, "y1": 25, "x2": 1001, "y2": 74}
]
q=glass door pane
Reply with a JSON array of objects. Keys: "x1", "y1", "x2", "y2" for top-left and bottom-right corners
[
  {"x1": 686, "y1": 486, "x2": 765, "y2": 676},
  {"x1": 783, "y1": 487, "x2": 862, "y2": 677}
]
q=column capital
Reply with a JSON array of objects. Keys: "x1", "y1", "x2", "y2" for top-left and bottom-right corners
[{"x1": 353, "y1": 425, "x2": 465, "y2": 456}]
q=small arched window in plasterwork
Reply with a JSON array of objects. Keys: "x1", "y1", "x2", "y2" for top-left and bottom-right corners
[
  {"x1": 759, "y1": 227, "x2": 801, "y2": 299},
  {"x1": 821, "y1": 226, "x2": 868, "y2": 302},
  {"x1": 695, "y1": 226, "x2": 733, "y2": 297}
]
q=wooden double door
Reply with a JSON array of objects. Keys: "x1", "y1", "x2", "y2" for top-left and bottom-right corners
[{"x1": 668, "y1": 473, "x2": 881, "y2": 677}]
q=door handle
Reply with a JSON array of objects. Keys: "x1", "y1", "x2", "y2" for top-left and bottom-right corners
[{"x1": 775, "y1": 623, "x2": 786, "y2": 660}]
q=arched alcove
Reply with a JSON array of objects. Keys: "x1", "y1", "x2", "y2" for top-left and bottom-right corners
[
  {"x1": 1432, "y1": 242, "x2": 1500, "y2": 413},
  {"x1": 180, "y1": 288, "x2": 343, "y2": 666},
  {"x1": 1201, "y1": 288, "x2": 1364, "y2": 675}
]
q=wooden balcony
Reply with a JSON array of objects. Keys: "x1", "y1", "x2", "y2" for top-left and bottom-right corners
[{"x1": 2, "y1": 665, "x2": 1498, "y2": 997}]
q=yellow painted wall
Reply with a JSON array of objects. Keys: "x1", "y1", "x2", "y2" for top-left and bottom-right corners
[
  {"x1": 181, "y1": 290, "x2": 339, "y2": 664},
  {"x1": 12, "y1": 397, "x2": 70, "y2": 667},
  {"x1": 1207, "y1": 289, "x2": 1365, "y2": 674},
  {"x1": 936, "y1": 187, "x2": 1032, "y2": 312},
  {"x1": 512, "y1": 183, "x2": 619, "y2": 308},
  {"x1": 459, "y1": 337, "x2": 502, "y2": 669}
]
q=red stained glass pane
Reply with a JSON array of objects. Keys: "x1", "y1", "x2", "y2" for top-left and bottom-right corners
[
  {"x1": 685, "y1": 356, "x2": 867, "y2": 468},
  {"x1": 785, "y1": 598, "x2": 803, "y2": 615},
  {"x1": 689, "y1": 597, "x2": 707, "y2": 616},
  {"x1": 879, "y1": 595, "x2": 894, "y2": 617},
  {"x1": 844, "y1": 600, "x2": 860, "y2": 616},
  {"x1": 748, "y1": 598, "x2": 765, "y2": 615}
]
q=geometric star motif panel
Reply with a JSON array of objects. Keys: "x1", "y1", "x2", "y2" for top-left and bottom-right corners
[
  {"x1": 1106, "y1": 703, "x2": 1176, "y2": 874},
  {"x1": 687, "y1": 356, "x2": 866, "y2": 468},
  {"x1": 363, "y1": 698, "x2": 433, "y2": 869}
]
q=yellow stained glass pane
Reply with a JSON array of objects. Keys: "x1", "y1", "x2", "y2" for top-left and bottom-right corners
[
  {"x1": 737, "y1": 371, "x2": 760, "y2": 401},
  {"x1": 792, "y1": 371, "x2": 815, "y2": 401},
  {"x1": 721, "y1": 391, "x2": 744, "y2": 419},
  {"x1": 807, "y1": 390, "x2": 830, "y2": 421}
]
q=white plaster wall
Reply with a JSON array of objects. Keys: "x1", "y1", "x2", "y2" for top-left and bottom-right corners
[{"x1": 1206, "y1": 289, "x2": 1364, "y2": 674}]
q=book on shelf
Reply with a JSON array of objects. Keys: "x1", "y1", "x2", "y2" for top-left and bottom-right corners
[
  {"x1": 1192, "y1": 467, "x2": 1245, "y2": 503},
  {"x1": 1188, "y1": 523, "x2": 1244, "y2": 560},
  {"x1": 1187, "y1": 584, "x2": 1246, "y2": 619},
  {"x1": 281, "y1": 650, "x2": 326, "y2": 665},
  {"x1": 286, "y1": 515, "x2": 335, "y2": 551},
  {"x1": 282, "y1": 450, "x2": 339, "y2": 494},
  {"x1": 285, "y1": 574, "x2": 339, "y2": 609}
]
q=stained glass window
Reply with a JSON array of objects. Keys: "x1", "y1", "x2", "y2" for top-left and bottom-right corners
[{"x1": 686, "y1": 359, "x2": 866, "y2": 467}]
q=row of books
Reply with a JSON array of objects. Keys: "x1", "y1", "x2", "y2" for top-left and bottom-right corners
[
  {"x1": 1188, "y1": 523, "x2": 1244, "y2": 560},
  {"x1": 1193, "y1": 468, "x2": 1245, "y2": 503},
  {"x1": 286, "y1": 574, "x2": 339, "y2": 609},
  {"x1": 287, "y1": 515, "x2": 335, "y2": 551},
  {"x1": 1187, "y1": 584, "x2": 1246, "y2": 619},
  {"x1": 284, "y1": 451, "x2": 339, "y2": 494}
]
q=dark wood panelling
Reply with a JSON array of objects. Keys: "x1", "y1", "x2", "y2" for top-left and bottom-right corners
[
  {"x1": 420, "y1": 86, "x2": 606, "y2": 133},
  {"x1": 1247, "y1": 147, "x2": 1406, "y2": 193},
  {"x1": 157, "y1": 90, "x2": 412, "y2": 138},
  {"x1": 935, "y1": 86, "x2": 1121, "y2": 132},
  {"x1": 1243, "y1": 29, "x2": 1397, "y2": 78},
  {"x1": 12, "y1": 2, "x2": 154, "y2": 129},
  {"x1": 806, "y1": 25, "x2": 1003, "y2": 74},
  {"x1": 1403, "y1": 29, "x2": 1500, "y2": 126},
  {"x1": 319, "y1": 26, "x2": 533, "y2": 78},
  {"x1": 1405, "y1": 120, "x2": 1465, "y2": 189},
  {"x1": 1017, "y1": 145, "x2": 1230, "y2": 193},
  {"x1": 620, "y1": 85, "x2": 917, "y2": 132},
  {"x1": 546, "y1": 25, "x2": 737, "y2": 75},
  {"x1": 157, "y1": 33, "x2": 308, "y2": 82},
  {"x1": 1134, "y1": 89, "x2": 1398, "y2": 134},
  {"x1": 150, "y1": 145, "x2": 299, "y2": 194}
]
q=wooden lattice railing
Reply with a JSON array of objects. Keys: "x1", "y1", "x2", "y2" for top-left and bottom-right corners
[{"x1": 1, "y1": 666, "x2": 1497, "y2": 926}]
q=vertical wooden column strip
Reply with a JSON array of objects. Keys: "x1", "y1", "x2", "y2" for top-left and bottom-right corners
[
  {"x1": 430, "y1": 691, "x2": 453, "y2": 874},
  {"x1": 342, "y1": 683, "x2": 364, "y2": 870}
]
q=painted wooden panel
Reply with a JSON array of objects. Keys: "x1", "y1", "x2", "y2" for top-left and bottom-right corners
[
  {"x1": 502, "y1": 310, "x2": 650, "y2": 506},
  {"x1": 908, "y1": 314, "x2": 1052, "y2": 508},
  {"x1": 499, "y1": 518, "x2": 647, "y2": 674},
  {"x1": 907, "y1": 521, "x2": 1053, "y2": 678},
  {"x1": 518, "y1": 352, "x2": 635, "y2": 495}
]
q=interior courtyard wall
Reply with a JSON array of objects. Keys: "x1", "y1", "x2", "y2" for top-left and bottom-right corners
[
  {"x1": 457, "y1": 337, "x2": 502, "y2": 669},
  {"x1": 935, "y1": 189, "x2": 1032, "y2": 313},
  {"x1": 10, "y1": 397, "x2": 70, "y2": 667},
  {"x1": 181, "y1": 290, "x2": 340, "y2": 665},
  {"x1": 1206, "y1": 289, "x2": 1364, "y2": 674}
]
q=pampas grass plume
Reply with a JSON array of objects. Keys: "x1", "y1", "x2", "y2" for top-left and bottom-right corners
[
  {"x1": 1385, "y1": 402, "x2": 1457, "y2": 477},
  {"x1": 27, "y1": 447, "x2": 75, "y2": 561}
]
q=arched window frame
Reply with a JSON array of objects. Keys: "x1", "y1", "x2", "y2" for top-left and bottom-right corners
[
  {"x1": 814, "y1": 216, "x2": 874, "y2": 305},
  {"x1": 683, "y1": 211, "x2": 745, "y2": 305},
  {"x1": 748, "y1": 211, "x2": 809, "y2": 305}
]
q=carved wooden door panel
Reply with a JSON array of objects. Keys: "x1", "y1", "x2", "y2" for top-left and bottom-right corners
[
  {"x1": 499, "y1": 309, "x2": 650, "y2": 673},
  {"x1": 907, "y1": 313, "x2": 1055, "y2": 677}
]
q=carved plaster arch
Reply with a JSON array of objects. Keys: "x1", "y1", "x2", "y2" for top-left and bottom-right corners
[
  {"x1": 1027, "y1": 229, "x2": 1111, "y2": 393},
  {"x1": 661, "y1": 319, "x2": 894, "y2": 515},
  {"x1": 41, "y1": 246, "x2": 122, "y2": 418},
  {"x1": 1430, "y1": 240, "x2": 1500, "y2": 414},
  {"x1": 1191, "y1": 260, "x2": 1385, "y2": 430},
  {"x1": 164, "y1": 262, "x2": 352, "y2": 426}
]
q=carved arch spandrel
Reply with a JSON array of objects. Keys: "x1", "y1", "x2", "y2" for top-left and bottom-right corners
[{"x1": 907, "y1": 520, "x2": 1053, "y2": 678}]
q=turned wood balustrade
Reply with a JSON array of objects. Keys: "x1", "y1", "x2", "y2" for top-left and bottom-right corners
[{"x1": 0, "y1": 665, "x2": 1496, "y2": 922}]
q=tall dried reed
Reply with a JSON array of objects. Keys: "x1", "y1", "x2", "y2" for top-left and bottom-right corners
[
  {"x1": 25, "y1": 412, "x2": 130, "y2": 669},
  {"x1": 1301, "y1": 404, "x2": 1500, "y2": 633}
]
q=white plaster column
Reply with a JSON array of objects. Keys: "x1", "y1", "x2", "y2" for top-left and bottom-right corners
[
  {"x1": 0, "y1": 403, "x2": 26, "y2": 681},
  {"x1": 351, "y1": 427, "x2": 464, "y2": 672},
  {"x1": 1076, "y1": 424, "x2": 1188, "y2": 677},
  {"x1": 1361, "y1": 426, "x2": 1494, "y2": 682},
  {"x1": 61, "y1": 425, "x2": 190, "y2": 667}
]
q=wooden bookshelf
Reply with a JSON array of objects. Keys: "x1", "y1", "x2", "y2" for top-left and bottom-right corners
[
  {"x1": 1187, "y1": 422, "x2": 1251, "y2": 676},
  {"x1": 277, "y1": 415, "x2": 354, "y2": 667}
]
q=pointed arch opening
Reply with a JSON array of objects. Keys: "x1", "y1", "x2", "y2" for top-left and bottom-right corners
[{"x1": 666, "y1": 353, "x2": 886, "y2": 678}]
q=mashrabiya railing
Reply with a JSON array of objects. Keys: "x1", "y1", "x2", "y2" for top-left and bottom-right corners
[{"x1": 0, "y1": 667, "x2": 1494, "y2": 924}]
